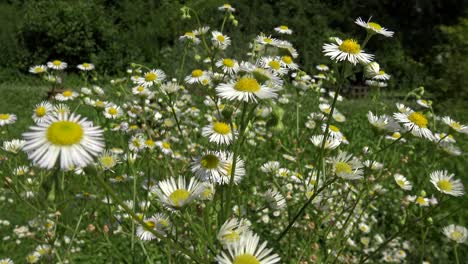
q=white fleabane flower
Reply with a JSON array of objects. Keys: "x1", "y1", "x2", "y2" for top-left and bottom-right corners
[
  {"x1": 216, "y1": 77, "x2": 277, "y2": 102},
  {"x1": 137, "y1": 69, "x2": 166, "y2": 87},
  {"x1": 442, "y1": 224, "x2": 467, "y2": 243},
  {"x1": 47, "y1": 60, "x2": 67, "y2": 70},
  {"x1": 274, "y1": 25, "x2": 292, "y2": 35},
  {"x1": 152, "y1": 176, "x2": 205, "y2": 209},
  {"x1": 323, "y1": 38, "x2": 373, "y2": 65},
  {"x1": 355, "y1": 17, "x2": 394, "y2": 37},
  {"x1": 216, "y1": 232, "x2": 280, "y2": 264},
  {"x1": 430, "y1": 170, "x2": 464, "y2": 197},
  {"x1": 22, "y1": 113, "x2": 104, "y2": 170},
  {"x1": 328, "y1": 152, "x2": 364, "y2": 180},
  {"x1": 394, "y1": 174, "x2": 412, "y2": 191},
  {"x1": 77, "y1": 63, "x2": 95, "y2": 71}
]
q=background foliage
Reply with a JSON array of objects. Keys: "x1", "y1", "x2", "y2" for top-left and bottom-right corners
[{"x1": 0, "y1": 0, "x2": 467, "y2": 100}]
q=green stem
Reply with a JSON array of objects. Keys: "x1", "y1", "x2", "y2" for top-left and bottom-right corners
[{"x1": 454, "y1": 244, "x2": 460, "y2": 264}]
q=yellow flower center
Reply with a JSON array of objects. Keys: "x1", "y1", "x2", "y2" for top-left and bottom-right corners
[
  {"x1": 223, "y1": 58, "x2": 235, "y2": 67},
  {"x1": 83, "y1": 63, "x2": 90, "y2": 68},
  {"x1": 234, "y1": 78, "x2": 261, "y2": 92},
  {"x1": 368, "y1": 22, "x2": 382, "y2": 31},
  {"x1": 185, "y1": 32, "x2": 195, "y2": 37},
  {"x1": 451, "y1": 122, "x2": 462, "y2": 130},
  {"x1": 279, "y1": 25, "x2": 289, "y2": 30},
  {"x1": 397, "y1": 179, "x2": 405, "y2": 187},
  {"x1": 223, "y1": 231, "x2": 240, "y2": 242},
  {"x1": 100, "y1": 156, "x2": 115, "y2": 167},
  {"x1": 335, "y1": 161, "x2": 352, "y2": 174},
  {"x1": 226, "y1": 163, "x2": 233, "y2": 176},
  {"x1": 217, "y1": 35, "x2": 225, "y2": 42},
  {"x1": 223, "y1": 4, "x2": 232, "y2": 8},
  {"x1": 47, "y1": 121, "x2": 84, "y2": 146},
  {"x1": 392, "y1": 132, "x2": 401, "y2": 139},
  {"x1": 213, "y1": 122, "x2": 231, "y2": 135},
  {"x1": 169, "y1": 189, "x2": 190, "y2": 207},
  {"x1": 145, "y1": 72, "x2": 157, "y2": 82},
  {"x1": 108, "y1": 107, "x2": 118, "y2": 115},
  {"x1": 162, "y1": 142, "x2": 171, "y2": 149},
  {"x1": 437, "y1": 180, "x2": 452, "y2": 192},
  {"x1": 451, "y1": 231, "x2": 463, "y2": 240},
  {"x1": 0, "y1": 114, "x2": 10, "y2": 120},
  {"x1": 416, "y1": 196, "x2": 427, "y2": 205},
  {"x1": 233, "y1": 254, "x2": 260, "y2": 264},
  {"x1": 329, "y1": 125, "x2": 340, "y2": 132},
  {"x1": 201, "y1": 154, "x2": 219, "y2": 169},
  {"x1": 282, "y1": 56, "x2": 293, "y2": 64},
  {"x1": 268, "y1": 60, "x2": 281, "y2": 70},
  {"x1": 35, "y1": 67, "x2": 45, "y2": 73},
  {"x1": 264, "y1": 38, "x2": 273, "y2": 43},
  {"x1": 115, "y1": 175, "x2": 124, "y2": 181},
  {"x1": 145, "y1": 139, "x2": 154, "y2": 147},
  {"x1": 95, "y1": 100, "x2": 105, "y2": 107},
  {"x1": 339, "y1": 39, "x2": 361, "y2": 54},
  {"x1": 63, "y1": 90, "x2": 73, "y2": 97},
  {"x1": 378, "y1": 70, "x2": 385, "y2": 75},
  {"x1": 52, "y1": 60, "x2": 62, "y2": 66},
  {"x1": 35, "y1": 106, "x2": 47, "y2": 117},
  {"x1": 137, "y1": 86, "x2": 145, "y2": 92},
  {"x1": 408, "y1": 112, "x2": 428, "y2": 128},
  {"x1": 145, "y1": 220, "x2": 155, "y2": 229},
  {"x1": 191, "y1": 69, "x2": 203, "y2": 77}
]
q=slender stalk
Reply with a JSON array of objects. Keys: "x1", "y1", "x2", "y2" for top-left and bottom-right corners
[{"x1": 454, "y1": 244, "x2": 460, "y2": 264}]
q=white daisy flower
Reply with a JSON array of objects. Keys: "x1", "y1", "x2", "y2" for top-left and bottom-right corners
[
  {"x1": 216, "y1": 77, "x2": 277, "y2": 102},
  {"x1": 77, "y1": 63, "x2": 95, "y2": 71},
  {"x1": 137, "y1": 69, "x2": 166, "y2": 87},
  {"x1": 47, "y1": 60, "x2": 67, "y2": 70},
  {"x1": 328, "y1": 152, "x2": 364, "y2": 180},
  {"x1": 323, "y1": 38, "x2": 373, "y2": 65},
  {"x1": 185, "y1": 69, "x2": 209, "y2": 84},
  {"x1": 136, "y1": 213, "x2": 171, "y2": 241},
  {"x1": 29, "y1": 65, "x2": 47, "y2": 74},
  {"x1": 367, "y1": 111, "x2": 399, "y2": 131},
  {"x1": 22, "y1": 113, "x2": 104, "y2": 170},
  {"x1": 218, "y1": 3, "x2": 235, "y2": 12},
  {"x1": 98, "y1": 150, "x2": 120, "y2": 171},
  {"x1": 256, "y1": 35, "x2": 279, "y2": 46},
  {"x1": 355, "y1": 17, "x2": 394, "y2": 37},
  {"x1": 132, "y1": 85, "x2": 150, "y2": 96},
  {"x1": 0, "y1": 113, "x2": 16, "y2": 126},
  {"x1": 385, "y1": 132, "x2": 407, "y2": 142},
  {"x1": 394, "y1": 174, "x2": 412, "y2": 191},
  {"x1": 129, "y1": 135, "x2": 145, "y2": 152},
  {"x1": 217, "y1": 218, "x2": 251, "y2": 246},
  {"x1": 322, "y1": 124, "x2": 344, "y2": 140},
  {"x1": 430, "y1": 170, "x2": 464, "y2": 197},
  {"x1": 53, "y1": 104, "x2": 71, "y2": 115},
  {"x1": 216, "y1": 58, "x2": 240, "y2": 75},
  {"x1": 191, "y1": 151, "x2": 228, "y2": 182},
  {"x1": 396, "y1": 103, "x2": 412, "y2": 114},
  {"x1": 280, "y1": 55, "x2": 298, "y2": 70},
  {"x1": 179, "y1": 31, "x2": 200, "y2": 44},
  {"x1": 260, "y1": 161, "x2": 280, "y2": 173},
  {"x1": 310, "y1": 135, "x2": 341, "y2": 150},
  {"x1": 263, "y1": 188, "x2": 286, "y2": 210},
  {"x1": 220, "y1": 152, "x2": 246, "y2": 185},
  {"x1": 212, "y1": 31, "x2": 231, "y2": 50},
  {"x1": 156, "y1": 140, "x2": 173, "y2": 155},
  {"x1": 152, "y1": 176, "x2": 205, "y2": 209},
  {"x1": 2, "y1": 139, "x2": 26, "y2": 154},
  {"x1": 442, "y1": 224, "x2": 467, "y2": 244},
  {"x1": 442, "y1": 116, "x2": 468, "y2": 134},
  {"x1": 274, "y1": 25, "x2": 293, "y2": 35},
  {"x1": 103, "y1": 103, "x2": 123, "y2": 119},
  {"x1": 216, "y1": 232, "x2": 280, "y2": 264},
  {"x1": 260, "y1": 57, "x2": 288, "y2": 75},
  {"x1": 394, "y1": 111, "x2": 434, "y2": 140},
  {"x1": 416, "y1": 99, "x2": 431, "y2": 109},
  {"x1": 202, "y1": 121, "x2": 235, "y2": 145},
  {"x1": 316, "y1": 64, "x2": 329, "y2": 71},
  {"x1": 55, "y1": 90, "x2": 78, "y2": 101},
  {"x1": 193, "y1": 26, "x2": 210, "y2": 35}
]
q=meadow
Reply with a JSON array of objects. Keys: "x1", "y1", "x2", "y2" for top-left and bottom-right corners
[{"x1": 0, "y1": 3, "x2": 467, "y2": 264}]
